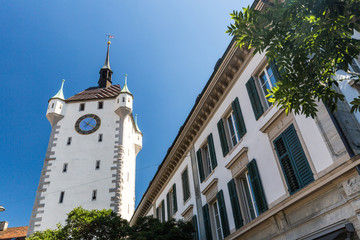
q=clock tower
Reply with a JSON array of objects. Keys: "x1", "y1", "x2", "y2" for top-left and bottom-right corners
[{"x1": 28, "y1": 42, "x2": 142, "y2": 235}]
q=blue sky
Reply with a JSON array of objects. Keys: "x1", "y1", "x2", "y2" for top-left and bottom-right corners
[{"x1": 0, "y1": 0, "x2": 252, "y2": 227}]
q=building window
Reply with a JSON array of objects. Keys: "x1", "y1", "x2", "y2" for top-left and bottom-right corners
[
  {"x1": 98, "y1": 101, "x2": 104, "y2": 109},
  {"x1": 258, "y1": 65, "x2": 277, "y2": 106},
  {"x1": 213, "y1": 201, "x2": 223, "y2": 240},
  {"x1": 197, "y1": 134, "x2": 217, "y2": 182},
  {"x1": 51, "y1": 103, "x2": 54, "y2": 108},
  {"x1": 217, "y1": 98, "x2": 246, "y2": 156},
  {"x1": 67, "y1": 137, "x2": 72, "y2": 145},
  {"x1": 98, "y1": 134, "x2": 103, "y2": 142},
  {"x1": 92, "y1": 190, "x2": 97, "y2": 201},
  {"x1": 79, "y1": 103, "x2": 85, "y2": 111},
  {"x1": 59, "y1": 191, "x2": 65, "y2": 203},
  {"x1": 59, "y1": 103, "x2": 62, "y2": 109},
  {"x1": 156, "y1": 200, "x2": 165, "y2": 222},
  {"x1": 227, "y1": 159, "x2": 268, "y2": 230},
  {"x1": 62, "y1": 163, "x2": 68, "y2": 173},
  {"x1": 95, "y1": 160, "x2": 100, "y2": 170},
  {"x1": 273, "y1": 124, "x2": 314, "y2": 194},
  {"x1": 349, "y1": 58, "x2": 360, "y2": 73},
  {"x1": 181, "y1": 168, "x2": 190, "y2": 202},
  {"x1": 166, "y1": 184, "x2": 178, "y2": 219},
  {"x1": 122, "y1": 97, "x2": 125, "y2": 102},
  {"x1": 203, "y1": 190, "x2": 230, "y2": 239}
]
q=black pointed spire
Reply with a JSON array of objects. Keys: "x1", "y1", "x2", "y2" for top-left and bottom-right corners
[{"x1": 98, "y1": 41, "x2": 113, "y2": 88}]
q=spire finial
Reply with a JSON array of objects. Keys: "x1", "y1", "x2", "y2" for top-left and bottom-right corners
[
  {"x1": 51, "y1": 79, "x2": 66, "y2": 100},
  {"x1": 120, "y1": 74, "x2": 132, "y2": 94},
  {"x1": 135, "y1": 113, "x2": 138, "y2": 124},
  {"x1": 125, "y1": 74, "x2": 128, "y2": 85}
]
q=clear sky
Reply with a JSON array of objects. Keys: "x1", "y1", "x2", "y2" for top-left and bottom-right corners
[{"x1": 0, "y1": 0, "x2": 253, "y2": 227}]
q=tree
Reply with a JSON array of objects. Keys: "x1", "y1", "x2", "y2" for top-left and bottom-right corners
[
  {"x1": 129, "y1": 216, "x2": 194, "y2": 240},
  {"x1": 227, "y1": 0, "x2": 360, "y2": 118},
  {"x1": 27, "y1": 208, "x2": 195, "y2": 240},
  {"x1": 27, "y1": 207, "x2": 129, "y2": 240}
]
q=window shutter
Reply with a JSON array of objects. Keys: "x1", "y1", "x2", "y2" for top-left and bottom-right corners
[
  {"x1": 283, "y1": 124, "x2": 314, "y2": 188},
  {"x1": 156, "y1": 207, "x2": 159, "y2": 220},
  {"x1": 227, "y1": 179, "x2": 243, "y2": 229},
  {"x1": 217, "y1": 119, "x2": 229, "y2": 156},
  {"x1": 274, "y1": 134, "x2": 300, "y2": 193},
  {"x1": 207, "y1": 133, "x2": 217, "y2": 169},
  {"x1": 196, "y1": 149, "x2": 205, "y2": 182},
  {"x1": 246, "y1": 77, "x2": 264, "y2": 120},
  {"x1": 192, "y1": 215, "x2": 199, "y2": 240},
  {"x1": 202, "y1": 204, "x2": 213, "y2": 240},
  {"x1": 161, "y1": 199, "x2": 165, "y2": 222},
  {"x1": 172, "y1": 184, "x2": 178, "y2": 213},
  {"x1": 232, "y1": 97, "x2": 247, "y2": 139},
  {"x1": 182, "y1": 169, "x2": 190, "y2": 202},
  {"x1": 166, "y1": 192, "x2": 170, "y2": 219},
  {"x1": 217, "y1": 190, "x2": 230, "y2": 237},
  {"x1": 247, "y1": 159, "x2": 268, "y2": 214}
]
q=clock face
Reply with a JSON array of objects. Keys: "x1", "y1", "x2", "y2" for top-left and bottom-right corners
[{"x1": 75, "y1": 114, "x2": 101, "y2": 135}]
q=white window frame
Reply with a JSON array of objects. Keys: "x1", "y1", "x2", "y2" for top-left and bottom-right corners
[
  {"x1": 236, "y1": 172, "x2": 258, "y2": 224},
  {"x1": 258, "y1": 65, "x2": 277, "y2": 107},
  {"x1": 201, "y1": 143, "x2": 212, "y2": 178},
  {"x1": 225, "y1": 111, "x2": 240, "y2": 148},
  {"x1": 212, "y1": 200, "x2": 223, "y2": 240}
]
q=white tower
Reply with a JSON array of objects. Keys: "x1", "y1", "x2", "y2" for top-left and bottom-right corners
[{"x1": 28, "y1": 41, "x2": 142, "y2": 235}]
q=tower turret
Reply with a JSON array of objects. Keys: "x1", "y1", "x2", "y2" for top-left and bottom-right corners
[
  {"x1": 98, "y1": 41, "x2": 113, "y2": 88},
  {"x1": 46, "y1": 79, "x2": 66, "y2": 126},
  {"x1": 115, "y1": 74, "x2": 133, "y2": 118}
]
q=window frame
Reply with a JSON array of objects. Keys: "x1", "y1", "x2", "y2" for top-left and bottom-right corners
[
  {"x1": 98, "y1": 101, "x2": 104, "y2": 109},
  {"x1": 181, "y1": 168, "x2": 191, "y2": 203},
  {"x1": 92, "y1": 190, "x2": 97, "y2": 201},
  {"x1": 59, "y1": 191, "x2": 65, "y2": 203},
  {"x1": 224, "y1": 111, "x2": 241, "y2": 149},
  {"x1": 212, "y1": 200, "x2": 223, "y2": 240},
  {"x1": 95, "y1": 160, "x2": 100, "y2": 170},
  {"x1": 62, "y1": 163, "x2": 68, "y2": 173},
  {"x1": 66, "y1": 137, "x2": 72, "y2": 146}
]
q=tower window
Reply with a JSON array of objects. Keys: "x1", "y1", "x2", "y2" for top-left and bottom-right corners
[
  {"x1": 95, "y1": 160, "x2": 100, "y2": 170},
  {"x1": 67, "y1": 137, "x2": 72, "y2": 145},
  {"x1": 59, "y1": 191, "x2": 65, "y2": 203},
  {"x1": 92, "y1": 190, "x2": 97, "y2": 201},
  {"x1": 51, "y1": 103, "x2": 55, "y2": 108},
  {"x1": 98, "y1": 101, "x2": 104, "y2": 109},
  {"x1": 122, "y1": 97, "x2": 125, "y2": 102},
  {"x1": 79, "y1": 103, "x2": 85, "y2": 111},
  {"x1": 59, "y1": 103, "x2": 63, "y2": 109},
  {"x1": 98, "y1": 134, "x2": 103, "y2": 142},
  {"x1": 62, "y1": 163, "x2": 68, "y2": 173}
]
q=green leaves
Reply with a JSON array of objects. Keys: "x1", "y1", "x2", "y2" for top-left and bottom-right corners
[
  {"x1": 228, "y1": 0, "x2": 360, "y2": 117},
  {"x1": 27, "y1": 207, "x2": 195, "y2": 240}
]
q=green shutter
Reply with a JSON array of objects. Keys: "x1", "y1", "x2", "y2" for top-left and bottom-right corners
[
  {"x1": 172, "y1": 184, "x2": 178, "y2": 213},
  {"x1": 182, "y1": 169, "x2": 190, "y2": 202},
  {"x1": 161, "y1": 199, "x2": 165, "y2": 222},
  {"x1": 246, "y1": 77, "x2": 264, "y2": 120},
  {"x1": 274, "y1": 134, "x2": 300, "y2": 193},
  {"x1": 274, "y1": 124, "x2": 314, "y2": 194},
  {"x1": 192, "y1": 215, "x2": 199, "y2": 240},
  {"x1": 283, "y1": 125, "x2": 314, "y2": 187},
  {"x1": 247, "y1": 159, "x2": 268, "y2": 214},
  {"x1": 156, "y1": 207, "x2": 159, "y2": 220},
  {"x1": 202, "y1": 204, "x2": 213, "y2": 240},
  {"x1": 217, "y1": 190, "x2": 230, "y2": 237},
  {"x1": 232, "y1": 97, "x2": 247, "y2": 139},
  {"x1": 227, "y1": 179, "x2": 243, "y2": 229},
  {"x1": 166, "y1": 192, "x2": 170, "y2": 219},
  {"x1": 196, "y1": 149, "x2": 205, "y2": 182},
  {"x1": 217, "y1": 119, "x2": 229, "y2": 156},
  {"x1": 207, "y1": 133, "x2": 217, "y2": 169}
]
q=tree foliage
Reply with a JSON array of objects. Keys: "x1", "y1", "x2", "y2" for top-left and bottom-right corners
[
  {"x1": 27, "y1": 207, "x2": 194, "y2": 240},
  {"x1": 227, "y1": 0, "x2": 360, "y2": 117}
]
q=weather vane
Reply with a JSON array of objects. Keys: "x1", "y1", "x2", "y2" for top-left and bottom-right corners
[{"x1": 106, "y1": 34, "x2": 115, "y2": 41}]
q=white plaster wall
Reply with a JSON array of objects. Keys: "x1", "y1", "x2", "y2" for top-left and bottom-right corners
[{"x1": 36, "y1": 97, "x2": 138, "y2": 231}]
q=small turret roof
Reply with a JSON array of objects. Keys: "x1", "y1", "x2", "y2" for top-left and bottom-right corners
[
  {"x1": 135, "y1": 114, "x2": 142, "y2": 133},
  {"x1": 51, "y1": 79, "x2": 65, "y2": 100},
  {"x1": 120, "y1": 74, "x2": 132, "y2": 94}
]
